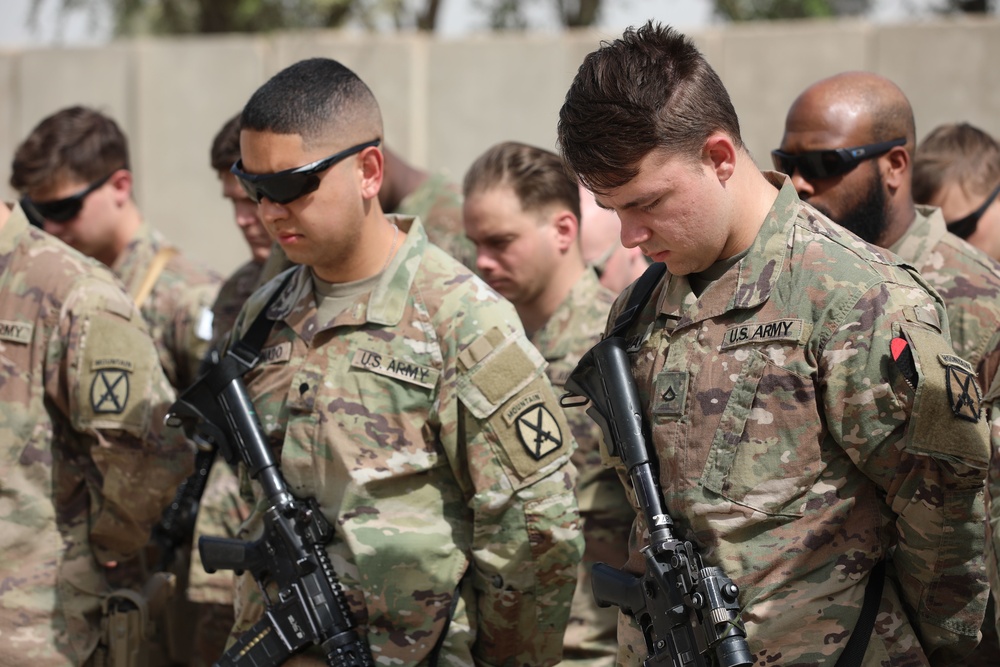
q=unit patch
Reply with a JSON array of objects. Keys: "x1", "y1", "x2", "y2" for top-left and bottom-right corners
[
  {"x1": 515, "y1": 404, "x2": 563, "y2": 460},
  {"x1": 0, "y1": 320, "x2": 33, "y2": 345},
  {"x1": 721, "y1": 319, "x2": 803, "y2": 350},
  {"x1": 351, "y1": 348, "x2": 439, "y2": 389},
  {"x1": 940, "y1": 354, "x2": 981, "y2": 423},
  {"x1": 91, "y1": 369, "x2": 130, "y2": 414},
  {"x1": 503, "y1": 391, "x2": 544, "y2": 426}
]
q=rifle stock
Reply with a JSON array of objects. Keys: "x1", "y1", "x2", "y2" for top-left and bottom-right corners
[
  {"x1": 563, "y1": 336, "x2": 752, "y2": 667},
  {"x1": 166, "y1": 347, "x2": 374, "y2": 667}
]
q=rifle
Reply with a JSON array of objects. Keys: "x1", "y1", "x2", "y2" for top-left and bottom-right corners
[
  {"x1": 561, "y1": 336, "x2": 753, "y2": 667},
  {"x1": 165, "y1": 340, "x2": 374, "y2": 667},
  {"x1": 151, "y1": 440, "x2": 217, "y2": 571}
]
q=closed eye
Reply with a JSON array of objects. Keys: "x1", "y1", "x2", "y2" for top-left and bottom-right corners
[{"x1": 640, "y1": 198, "x2": 660, "y2": 213}]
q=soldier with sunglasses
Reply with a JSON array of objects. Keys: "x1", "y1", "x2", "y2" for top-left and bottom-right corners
[
  {"x1": 913, "y1": 122, "x2": 1000, "y2": 263},
  {"x1": 10, "y1": 106, "x2": 223, "y2": 394},
  {"x1": 777, "y1": 73, "x2": 1000, "y2": 396},
  {"x1": 224, "y1": 58, "x2": 582, "y2": 666}
]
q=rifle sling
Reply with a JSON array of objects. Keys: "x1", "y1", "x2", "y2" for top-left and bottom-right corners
[
  {"x1": 606, "y1": 260, "x2": 885, "y2": 665},
  {"x1": 609, "y1": 262, "x2": 667, "y2": 338}
]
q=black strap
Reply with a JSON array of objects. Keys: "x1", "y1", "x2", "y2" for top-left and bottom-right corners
[
  {"x1": 834, "y1": 559, "x2": 886, "y2": 667},
  {"x1": 609, "y1": 262, "x2": 667, "y2": 338},
  {"x1": 228, "y1": 271, "x2": 295, "y2": 372}
]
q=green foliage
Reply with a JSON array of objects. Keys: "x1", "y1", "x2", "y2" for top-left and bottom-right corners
[{"x1": 714, "y1": 0, "x2": 871, "y2": 21}]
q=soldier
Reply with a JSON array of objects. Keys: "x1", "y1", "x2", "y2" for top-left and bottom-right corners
[
  {"x1": 225, "y1": 58, "x2": 583, "y2": 665},
  {"x1": 0, "y1": 200, "x2": 192, "y2": 666},
  {"x1": 462, "y1": 141, "x2": 631, "y2": 666},
  {"x1": 913, "y1": 122, "x2": 1000, "y2": 262},
  {"x1": 577, "y1": 183, "x2": 648, "y2": 295},
  {"x1": 208, "y1": 112, "x2": 273, "y2": 347},
  {"x1": 558, "y1": 22, "x2": 990, "y2": 665},
  {"x1": 11, "y1": 105, "x2": 222, "y2": 392},
  {"x1": 776, "y1": 73, "x2": 1000, "y2": 395}
]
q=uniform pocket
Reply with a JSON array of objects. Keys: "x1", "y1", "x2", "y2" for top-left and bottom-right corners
[{"x1": 701, "y1": 349, "x2": 821, "y2": 517}]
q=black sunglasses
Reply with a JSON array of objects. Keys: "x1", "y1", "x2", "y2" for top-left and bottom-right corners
[
  {"x1": 771, "y1": 137, "x2": 907, "y2": 181},
  {"x1": 232, "y1": 139, "x2": 381, "y2": 205},
  {"x1": 946, "y1": 181, "x2": 1000, "y2": 240},
  {"x1": 20, "y1": 171, "x2": 117, "y2": 227}
]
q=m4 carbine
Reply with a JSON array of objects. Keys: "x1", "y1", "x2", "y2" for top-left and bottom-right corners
[
  {"x1": 562, "y1": 336, "x2": 753, "y2": 667},
  {"x1": 165, "y1": 343, "x2": 374, "y2": 667}
]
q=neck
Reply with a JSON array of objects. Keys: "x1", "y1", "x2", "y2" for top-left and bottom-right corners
[
  {"x1": 0, "y1": 202, "x2": 10, "y2": 231},
  {"x1": 517, "y1": 253, "x2": 587, "y2": 337},
  {"x1": 101, "y1": 201, "x2": 143, "y2": 267},
  {"x1": 877, "y1": 199, "x2": 917, "y2": 249},
  {"x1": 314, "y1": 208, "x2": 402, "y2": 283},
  {"x1": 721, "y1": 155, "x2": 779, "y2": 260}
]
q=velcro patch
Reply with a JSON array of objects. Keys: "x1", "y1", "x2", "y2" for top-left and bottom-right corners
[
  {"x1": 515, "y1": 405, "x2": 563, "y2": 460},
  {"x1": 351, "y1": 348, "x2": 439, "y2": 389},
  {"x1": 0, "y1": 320, "x2": 33, "y2": 345},
  {"x1": 90, "y1": 369, "x2": 130, "y2": 414},
  {"x1": 940, "y1": 354, "x2": 981, "y2": 423},
  {"x1": 654, "y1": 371, "x2": 688, "y2": 416},
  {"x1": 260, "y1": 342, "x2": 292, "y2": 365},
  {"x1": 721, "y1": 319, "x2": 803, "y2": 350}
]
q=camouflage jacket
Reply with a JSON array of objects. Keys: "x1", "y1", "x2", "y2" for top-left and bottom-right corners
[
  {"x1": 229, "y1": 216, "x2": 583, "y2": 667},
  {"x1": 611, "y1": 177, "x2": 989, "y2": 667},
  {"x1": 0, "y1": 205, "x2": 193, "y2": 666},
  {"x1": 398, "y1": 173, "x2": 477, "y2": 271},
  {"x1": 530, "y1": 267, "x2": 627, "y2": 666},
  {"x1": 210, "y1": 258, "x2": 265, "y2": 351},
  {"x1": 889, "y1": 205, "x2": 1000, "y2": 391},
  {"x1": 112, "y1": 222, "x2": 221, "y2": 390}
]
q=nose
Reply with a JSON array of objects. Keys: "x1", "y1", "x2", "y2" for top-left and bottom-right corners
[
  {"x1": 617, "y1": 213, "x2": 650, "y2": 250},
  {"x1": 790, "y1": 170, "x2": 814, "y2": 198},
  {"x1": 475, "y1": 248, "x2": 497, "y2": 274},
  {"x1": 258, "y1": 197, "x2": 287, "y2": 224}
]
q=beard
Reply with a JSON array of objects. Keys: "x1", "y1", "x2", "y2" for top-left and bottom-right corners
[{"x1": 829, "y1": 170, "x2": 891, "y2": 246}]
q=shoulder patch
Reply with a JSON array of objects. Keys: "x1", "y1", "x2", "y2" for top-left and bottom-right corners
[
  {"x1": 939, "y1": 354, "x2": 981, "y2": 423},
  {"x1": 0, "y1": 320, "x2": 34, "y2": 345},
  {"x1": 515, "y1": 404, "x2": 563, "y2": 460},
  {"x1": 90, "y1": 369, "x2": 130, "y2": 414}
]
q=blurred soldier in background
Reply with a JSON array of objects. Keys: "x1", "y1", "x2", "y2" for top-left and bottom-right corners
[
  {"x1": 463, "y1": 141, "x2": 631, "y2": 666},
  {"x1": 913, "y1": 122, "x2": 1000, "y2": 262},
  {"x1": 0, "y1": 200, "x2": 192, "y2": 666},
  {"x1": 577, "y1": 183, "x2": 648, "y2": 295},
  {"x1": 11, "y1": 105, "x2": 222, "y2": 392}
]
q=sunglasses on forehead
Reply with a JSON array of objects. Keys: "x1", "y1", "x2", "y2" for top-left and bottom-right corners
[
  {"x1": 946, "y1": 181, "x2": 1000, "y2": 240},
  {"x1": 20, "y1": 171, "x2": 117, "y2": 227},
  {"x1": 771, "y1": 137, "x2": 907, "y2": 181},
  {"x1": 232, "y1": 139, "x2": 381, "y2": 205}
]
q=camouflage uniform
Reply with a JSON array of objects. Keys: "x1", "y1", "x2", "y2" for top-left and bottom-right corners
[
  {"x1": 229, "y1": 216, "x2": 583, "y2": 666},
  {"x1": 112, "y1": 222, "x2": 222, "y2": 391},
  {"x1": 888, "y1": 205, "x2": 1000, "y2": 393},
  {"x1": 988, "y1": 402, "x2": 1000, "y2": 643},
  {"x1": 210, "y1": 259, "x2": 266, "y2": 351},
  {"x1": 397, "y1": 173, "x2": 476, "y2": 271},
  {"x1": 889, "y1": 206, "x2": 1000, "y2": 664},
  {"x1": 0, "y1": 205, "x2": 193, "y2": 666},
  {"x1": 528, "y1": 267, "x2": 628, "y2": 667},
  {"x1": 609, "y1": 176, "x2": 990, "y2": 666}
]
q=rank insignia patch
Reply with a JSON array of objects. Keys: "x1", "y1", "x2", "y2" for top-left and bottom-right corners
[
  {"x1": 91, "y1": 369, "x2": 130, "y2": 414},
  {"x1": 516, "y1": 405, "x2": 563, "y2": 460},
  {"x1": 941, "y1": 355, "x2": 981, "y2": 423}
]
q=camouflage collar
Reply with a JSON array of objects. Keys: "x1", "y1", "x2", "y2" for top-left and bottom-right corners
[
  {"x1": 265, "y1": 215, "x2": 426, "y2": 329},
  {"x1": 530, "y1": 266, "x2": 608, "y2": 360},
  {"x1": 0, "y1": 204, "x2": 31, "y2": 257},
  {"x1": 888, "y1": 205, "x2": 948, "y2": 270},
  {"x1": 658, "y1": 173, "x2": 795, "y2": 328}
]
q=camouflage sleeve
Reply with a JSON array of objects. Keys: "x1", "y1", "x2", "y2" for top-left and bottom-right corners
[
  {"x1": 444, "y1": 321, "x2": 584, "y2": 667},
  {"x1": 59, "y1": 278, "x2": 194, "y2": 563},
  {"x1": 985, "y1": 380, "x2": 1000, "y2": 642},
  {"x1": 169, "y1": 281, "x2": 220, "y2": 389},
  {"x1": 821, "y1": 280, "x2": 990, "y2": 663}
]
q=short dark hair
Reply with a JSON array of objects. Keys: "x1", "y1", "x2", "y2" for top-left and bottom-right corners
[
  {"x1": 913, "y1": 122, "x2": 1000, "y2": 204},
  {"x1": 241, "y1": 57, "x2": 382, "y2": 147},
  {"x1": 463, "y1": 142, "x2": 581, "y2": 222},
  {"x1": 557, "y1": 21, "x2": 742, "y2": 193},
  {"x1": 10, "y1": 106, "x2": 130, "y2": 192},
  {"x1": 211, "y1": 113, "x2": 242, "y2": 172}
]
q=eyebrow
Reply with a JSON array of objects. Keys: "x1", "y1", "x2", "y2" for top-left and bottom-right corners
[{"x1": 594, "y1": 192, "x2": 658, "y2": 212}]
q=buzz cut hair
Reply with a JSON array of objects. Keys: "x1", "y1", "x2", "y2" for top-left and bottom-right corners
[
  {"x1": 557, "y1": 21, "x2": 742, "y2": 194},
  {"x1": 463, "y1": 141, "x2": 581, "y2": 222},
  {"x1": 210, "y1": 113, "x2": 242, "y2": 173},
  {"x1": 240, "y1": 57, "x2": 382, "y2": 148}
]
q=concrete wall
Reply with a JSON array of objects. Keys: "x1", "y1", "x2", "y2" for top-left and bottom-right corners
[{"x1": 1, "y1": 16, "x2": 998, "y2": 277}]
